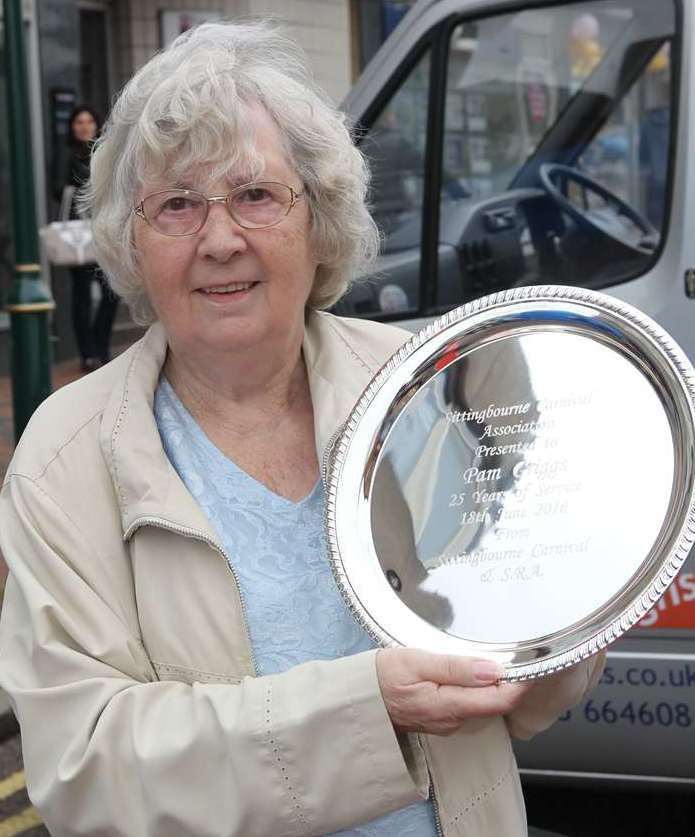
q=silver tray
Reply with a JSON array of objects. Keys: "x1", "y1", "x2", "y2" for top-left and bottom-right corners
[{"x1": 325, "y1": 286, "x2": 695, "y2": 680}]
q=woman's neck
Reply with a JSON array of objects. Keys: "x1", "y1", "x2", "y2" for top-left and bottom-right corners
[{"x1": 163, "y1": 339, "x2": 311, "y2": 439}]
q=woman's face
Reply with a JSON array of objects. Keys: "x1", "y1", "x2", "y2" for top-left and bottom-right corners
[
  {"x1": 133, "y1": 105, "x2": 318, "y2": 361},
  {"x1": 72, "y1": 111, "x2": 98, "y2": 143}
]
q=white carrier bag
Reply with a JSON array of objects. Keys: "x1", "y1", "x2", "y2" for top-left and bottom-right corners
[{"x1": 39, "y1": 185, "x2": 96, "y2": 266}]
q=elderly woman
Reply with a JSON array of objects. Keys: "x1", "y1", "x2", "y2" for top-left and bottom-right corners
[{"x1": 0, "y1": 22, "x2": 603, "y2": 837}]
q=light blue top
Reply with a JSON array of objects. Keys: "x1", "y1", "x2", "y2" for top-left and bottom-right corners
[{"x1": 154, "y1": 378, "x2": 437, "y2": 836}]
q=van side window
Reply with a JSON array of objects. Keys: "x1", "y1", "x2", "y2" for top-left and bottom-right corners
[{"x1": 437, "y1": 1, "x2": 676, "y2": 305}]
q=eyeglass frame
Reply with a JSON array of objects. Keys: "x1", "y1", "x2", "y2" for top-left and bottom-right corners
[{"x1": 133, "y1": 181, "x2": 306, "y2": 236}]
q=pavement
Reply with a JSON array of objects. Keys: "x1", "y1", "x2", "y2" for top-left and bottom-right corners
[{"x1": 0, "y1": 732, "x2": 48, "y2": 835}]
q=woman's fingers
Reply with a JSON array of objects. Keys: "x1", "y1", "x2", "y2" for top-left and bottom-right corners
[
  {"x1": 408, "y1": 649, "x2": 505, "y2": 686},
  {"x1": 434, "y1": 681, "x2": 534, "y2": 721},
  {"x1": 376, "y1": 648, "x2": 535, "y2": 735},
  {"x1": 377, "y1": 647, "x2": 504, "y2": 686}
]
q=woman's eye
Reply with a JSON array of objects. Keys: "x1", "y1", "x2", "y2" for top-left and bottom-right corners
[
  {"x1": 241, "y1": 187, "x2": 271, "y2": 203},
  {"x1": 162, "y1": 196, "x2": 195, "y2": 212}
]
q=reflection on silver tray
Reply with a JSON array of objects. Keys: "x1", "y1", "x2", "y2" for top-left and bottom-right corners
[{"x1": 325, "y1": 286, "x2": 695, "y2": 680}]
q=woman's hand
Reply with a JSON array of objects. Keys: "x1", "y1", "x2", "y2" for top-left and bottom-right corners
[{"x1": 376, "y1": 647, "x2": 534, "y2": 736}]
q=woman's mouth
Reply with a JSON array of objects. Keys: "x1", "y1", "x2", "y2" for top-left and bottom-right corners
[{"x1": 198, "y1": 281, "x2": 258, "y2": 295}]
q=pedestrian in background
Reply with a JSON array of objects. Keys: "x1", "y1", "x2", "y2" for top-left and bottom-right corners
[{"x1": 63, "y1": 105, "x2": 118, "y2": 370}]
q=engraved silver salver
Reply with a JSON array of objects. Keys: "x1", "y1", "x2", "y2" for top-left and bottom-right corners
[{"x1": 325, "y1": 286, "x2": 695, "y2": 680}]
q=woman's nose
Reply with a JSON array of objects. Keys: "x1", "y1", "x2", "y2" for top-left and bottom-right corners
[{"x1": 196, "y1": 202, "x2": 248, "y2": 261}]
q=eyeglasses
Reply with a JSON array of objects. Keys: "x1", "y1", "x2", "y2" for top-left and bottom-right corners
[{"x1": 133, "y1": 181, "x2": 305, "y2": 236}]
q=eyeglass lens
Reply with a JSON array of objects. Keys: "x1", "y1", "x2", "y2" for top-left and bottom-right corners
[{"x1": 141, "y1": 183, "x2": 294, "y2": 235}]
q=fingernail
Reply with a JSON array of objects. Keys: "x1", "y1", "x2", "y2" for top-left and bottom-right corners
[{"x1": 473, "y1": 660, "x2": 504, "y2": 683}]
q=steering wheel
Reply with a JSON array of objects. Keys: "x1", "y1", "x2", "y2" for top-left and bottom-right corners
[{"x1": 539, "y1": 163, "x2": 658, "y2": 255}]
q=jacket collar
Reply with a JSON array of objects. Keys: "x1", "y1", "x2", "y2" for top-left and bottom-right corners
[{"x1": 101, "y1": 312, "x2": 374, "y2": 539}]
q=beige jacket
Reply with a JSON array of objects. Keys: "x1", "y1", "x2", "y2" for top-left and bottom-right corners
[{"x1": 0, "y1": 311, "x2": 602, "y2": 837}]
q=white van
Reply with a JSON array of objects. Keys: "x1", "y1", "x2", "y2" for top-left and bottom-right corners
[{"x1": 340, "y1": 0, "x2": 695, "y2": 789}]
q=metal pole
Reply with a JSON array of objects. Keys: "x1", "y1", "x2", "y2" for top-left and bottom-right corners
[{"x1": 3, "y1": 0, "x2": 54, "y2": 441}]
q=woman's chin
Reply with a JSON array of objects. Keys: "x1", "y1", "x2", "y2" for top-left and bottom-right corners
[{"x1": 194, "y1": 319, "x2": 272, "y2": 357}]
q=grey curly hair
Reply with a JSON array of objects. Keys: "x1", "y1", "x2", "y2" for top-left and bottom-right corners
[{"x1": 87, "y1": 20, "x2": 378, "y2": 324}]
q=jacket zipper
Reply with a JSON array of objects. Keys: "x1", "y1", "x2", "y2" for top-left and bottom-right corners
[
  {"x1": 422, "y1": 736, "x2": 444, "y2": 837},
  {"x1": 430, "y1": 771, "x2": 444, "y2": 837},
  {"x1": 124, "y1": 516, "x2": 258, "y2": 675}
]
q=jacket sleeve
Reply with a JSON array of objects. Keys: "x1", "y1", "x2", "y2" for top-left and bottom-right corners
[
  {"x1": 505, "y1": 653, "x2": 606, "y2": 740},
  {"x1": 0, "y1": 474, "x2": 429, "y2": 837}
]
